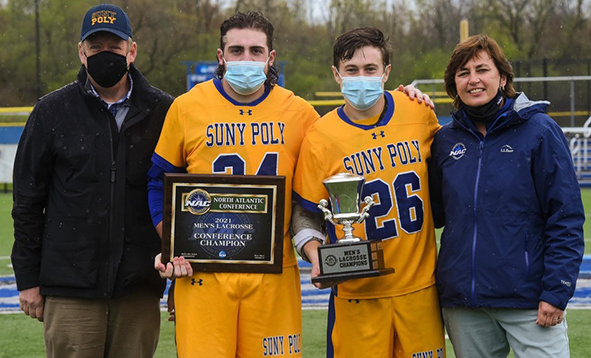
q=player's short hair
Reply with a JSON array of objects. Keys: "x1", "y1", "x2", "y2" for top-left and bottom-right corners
[
  {"x1": 216, "y1": 11, "x2": 279, "y2": 87},
  {"x1": 333, "y1": 27, "x2": 391, "y2": 70},
  {"x1": 444, "y1": 34, "x2": 516, "y2": 108}
]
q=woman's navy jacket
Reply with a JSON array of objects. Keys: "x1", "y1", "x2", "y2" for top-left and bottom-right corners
[{"x1": 430, "y1": 93, "x2": 585, "y2": 310}]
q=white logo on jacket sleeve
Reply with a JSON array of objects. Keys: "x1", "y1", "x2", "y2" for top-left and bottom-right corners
[{"x1": 449, "y1": 142, "x2": 466, "y2": 160}]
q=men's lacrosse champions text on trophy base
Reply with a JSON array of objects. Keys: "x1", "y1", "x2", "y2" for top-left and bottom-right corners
[{"x1": 312, "y1": 173, "x2": 394, "y2": 284}]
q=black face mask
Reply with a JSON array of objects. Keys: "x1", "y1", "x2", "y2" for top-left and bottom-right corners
[
  {"x1": 86, "y1": 51, "x2": 128, "y2": 88},
  {"x1": 463, "y1": 89, "x2": 504, "y2": 123}
]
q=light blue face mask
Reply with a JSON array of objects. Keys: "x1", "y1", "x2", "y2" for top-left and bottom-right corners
[
  {"x1": 338, "y1": 71, "x2": 385, "y2": 111},
  {"x1": 224, "y1": 58, "x2": 268, "y2": 95}
]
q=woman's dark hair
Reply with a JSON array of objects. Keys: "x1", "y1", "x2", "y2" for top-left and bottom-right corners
[{"x1": 444, "y1": 34, "x2": 516, "y2": 108}]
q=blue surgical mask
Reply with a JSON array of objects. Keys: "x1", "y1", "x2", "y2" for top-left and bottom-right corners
[
  {"x1": 338, "y1": 71, "x2": 385, "y2": 111},
  {"x1": 223, "y1": 58, "x2": 268, "y2": 95}
]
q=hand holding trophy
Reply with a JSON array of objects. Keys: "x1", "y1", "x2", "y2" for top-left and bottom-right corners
[{"x1": 312, "y1": 173, "x2": 394, "y2": 284}]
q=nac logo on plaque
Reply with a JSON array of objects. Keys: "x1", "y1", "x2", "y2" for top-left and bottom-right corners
[{"x1": 183, "y1": 189, "x2": 212, "y2": 215}]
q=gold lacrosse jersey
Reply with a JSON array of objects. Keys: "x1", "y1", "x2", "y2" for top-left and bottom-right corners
[
  {"x1": 155, "y1": 79, "x2": 319, "y2": 267},
  {"x1": 293, "y1": 90, "x2": 440, "y2": 298}
]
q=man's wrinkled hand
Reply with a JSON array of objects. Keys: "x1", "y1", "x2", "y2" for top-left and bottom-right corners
[{"x1": 19, "y1": 286, "x2": 44, "y2": 322}]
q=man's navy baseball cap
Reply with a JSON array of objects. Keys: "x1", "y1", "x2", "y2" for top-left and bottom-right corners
[{"x1": 80, "y1": 4, "x2": 132, "y2": 41}]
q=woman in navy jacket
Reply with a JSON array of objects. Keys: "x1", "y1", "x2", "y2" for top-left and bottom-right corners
[{"x1": 429, "y1": 34, "x2": 585, "y2": 358}]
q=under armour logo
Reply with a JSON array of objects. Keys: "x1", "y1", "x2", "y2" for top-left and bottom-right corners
[
  {"x1": 239, "y1": 109, "x2": 252, "y2": 116},
  {"x1": 348, "y1": 299, "x2": 360, "y2": 304},
  {"x1": 191, "y1": 278, "x2": 203, "y2": 286},
  {"x1": 372, "y1": 131, "x2": 385, "y2": 139}
]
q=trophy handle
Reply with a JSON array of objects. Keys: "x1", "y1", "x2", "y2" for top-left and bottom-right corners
[
  {"x1": 318, "y1": 199, "x2": 337, "y2": 226},
  {"x1": 356, "y1": 196, "x2": 375, "y2": 223}
]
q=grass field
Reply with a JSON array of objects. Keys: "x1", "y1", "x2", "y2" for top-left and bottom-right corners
[{"x1": 1, "y1": 190, "x2": 591, "y2": 357}]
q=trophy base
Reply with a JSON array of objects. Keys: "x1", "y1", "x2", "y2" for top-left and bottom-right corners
[
  {"x1": 312, "y1": 240, "x2": 394, "y2": 284},
  {"x1": 312, "y1": 267, "x2": 395, "y2": 284}
]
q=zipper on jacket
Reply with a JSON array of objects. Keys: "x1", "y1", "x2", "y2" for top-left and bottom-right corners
[
  {"x1": 107, "y1": 114, "x2": 117, "y2": 297},
  {"x1": 453, "y1": 110, "x2": 510, "y2": 306},
  {"x1": 111, "y1": 162, "x2": 116, "y2": 182},
  {"x1": 471, "y1": 140, "x2": 485, "y2": 305}
]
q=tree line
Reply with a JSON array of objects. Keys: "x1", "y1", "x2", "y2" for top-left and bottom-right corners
[{"x1": 1, "y1": 0, "x2": 590, "y2": 119}]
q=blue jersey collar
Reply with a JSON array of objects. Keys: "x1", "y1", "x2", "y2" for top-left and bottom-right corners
[
  {"x1": 336, "y1": 91, "x2": 394, "y2": 129},
  {"x1": 213, "y1": 78, "x2": 271, "y2": 106}
]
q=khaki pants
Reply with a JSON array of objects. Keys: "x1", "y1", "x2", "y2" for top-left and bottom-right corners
[{"x1": 43, "y1": 288, "x2": 161, "y2": 358}]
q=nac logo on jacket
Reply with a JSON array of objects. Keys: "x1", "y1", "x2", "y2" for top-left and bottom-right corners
[
  {"x1": 183, "y1": 189, "x2": 212, "y2": 215},
  {"x1": 91, "y1": 10, "x2": 117, "y2": 26},
  {"x1": 449, "y1": 142, "x2": 466, "y2": 160}
]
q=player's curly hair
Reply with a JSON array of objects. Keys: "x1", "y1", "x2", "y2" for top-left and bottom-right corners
[
  {"x1": 215, "y1": 11, "x2": 279, "y2": 87},
  {"x1": 333, "y1": 27, "x2": 391, "y2": 70},
  {"x1": 444, "y1": 34, "x2": 516, "y2": 109}
]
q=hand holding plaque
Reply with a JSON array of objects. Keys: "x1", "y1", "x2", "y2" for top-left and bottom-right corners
[{"x1": 312, "y1": 173, "x2": 394, "y2": 284}]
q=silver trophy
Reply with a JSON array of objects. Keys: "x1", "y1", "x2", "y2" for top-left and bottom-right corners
[
  {"x1": 318, "y1": 173, "x2": 374, "y2": 242},
  {"x1": 312, "y1": 173, "x2": 394, "y2": 284}
]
